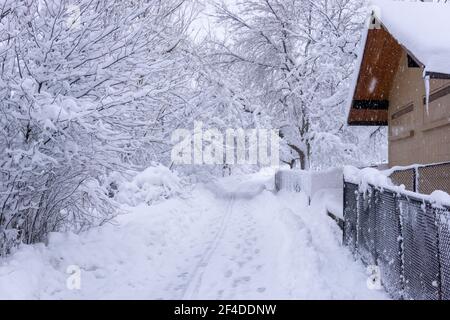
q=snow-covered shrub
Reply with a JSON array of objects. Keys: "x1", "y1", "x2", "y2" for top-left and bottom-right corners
[
  {"x1": 0, "y1": 0, "x2": 198, "y2": 255},
  {"x1": 116, "y1": 166, "x2": 182, "y2": 207}
]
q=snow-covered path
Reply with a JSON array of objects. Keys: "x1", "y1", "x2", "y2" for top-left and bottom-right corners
[{"x1": 0, "y1": 173, "x2": 388, "y2": 300}]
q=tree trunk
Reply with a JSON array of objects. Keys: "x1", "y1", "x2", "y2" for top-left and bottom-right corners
[{"x1": 288, "y1": 143, "x2": 308, "y2": 170}]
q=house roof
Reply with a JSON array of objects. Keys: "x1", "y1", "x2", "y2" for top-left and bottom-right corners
[
  {"x1": 371, "y1": 0, "x2": 450, "y2": 76},
  {"x1": 346, "y1": 0, "x2": 450, "y2": 126}
]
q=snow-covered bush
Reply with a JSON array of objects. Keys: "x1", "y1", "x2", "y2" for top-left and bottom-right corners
[
  {"x1": 0, "y1": 0, "x2": 198, "y2": 255},
  {"x1": 117, "y1": 166, "x2": 182, "y2": 207}
]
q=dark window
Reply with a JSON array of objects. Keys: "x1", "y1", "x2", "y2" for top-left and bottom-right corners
[{"x1": 407, "y1": 54, "x2": 420, "y2": 68}]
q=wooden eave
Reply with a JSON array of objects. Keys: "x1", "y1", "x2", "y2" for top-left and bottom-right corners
[{"x1": 347, "y1": 25, "x2": 404, "y2": 126}]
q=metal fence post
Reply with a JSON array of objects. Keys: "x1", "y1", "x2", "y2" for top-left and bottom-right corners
[
  {"x1": 342, "y1": 178, "x2": 346, "y2": 245},
  {"x1": 413, "y1": 167, "x2": 417, "y2": 193},
  {"x1": 435, "y1": 206, "x2": 443, "y2": 300},
  {"x1": 395, "y1": 193, "x2": 405, "y2": 299}
]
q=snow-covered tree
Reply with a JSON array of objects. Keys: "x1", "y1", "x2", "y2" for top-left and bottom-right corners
[
  {"x1": 0, "y1": 0, "x2": 389, "y2": 255},
  {"x1": 211, "y1": 0, "x2": 386, "y2": 169},
  {"x1": 0, "y1": 0, "x2": 200, "y2": 253}
]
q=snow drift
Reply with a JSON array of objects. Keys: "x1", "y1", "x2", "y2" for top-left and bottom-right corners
[{"x1": 116, "y1": 165, "x2": 182, "y2": 207}]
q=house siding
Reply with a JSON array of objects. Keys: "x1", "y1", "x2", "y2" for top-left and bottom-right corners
[{"x1": 388, "y1": 52, "x2": 450, "y2": 167}]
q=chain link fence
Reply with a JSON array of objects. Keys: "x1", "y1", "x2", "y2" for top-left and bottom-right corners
[
  {"x1": 390, "y1": 168, "x2": 415, "y2": 192},
  {"x1": 389, "y1": 161, "x2": 450, "y2": 195},
  {"x1": 343, "y1": 181, "x2": 450, "y2": 300}
]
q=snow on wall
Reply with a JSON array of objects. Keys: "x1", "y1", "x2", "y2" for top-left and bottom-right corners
[
  {"x1": 275, "y1": 170, "x2": 306, "y2": 193},
  {"x1": 310, "y1": 168, "x2": 343, "y2": 196},
  {"x1": 275, "y1": 168, "x2": 343, "y2": 199},
  {"x1": 275, "y1": 168, "x2": 344, "y2": 220}
]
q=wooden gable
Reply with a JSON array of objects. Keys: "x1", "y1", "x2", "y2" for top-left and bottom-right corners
[{"x1": 347, "y1": 27, "x2": 404, "y2": 126}]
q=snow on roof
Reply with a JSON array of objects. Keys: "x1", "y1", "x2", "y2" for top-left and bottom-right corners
[{"x1": 371, "y1": 0, "x2": 450, "y2": 75}]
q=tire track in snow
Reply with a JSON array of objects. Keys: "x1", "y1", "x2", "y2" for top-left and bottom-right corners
[{"x1": 181, "y1": 196, "x2": 235, "y2": 299}]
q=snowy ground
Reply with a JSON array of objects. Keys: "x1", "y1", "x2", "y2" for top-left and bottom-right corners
[{"x1": 0, "y1": 171, "x2": 388, "y2": 300}]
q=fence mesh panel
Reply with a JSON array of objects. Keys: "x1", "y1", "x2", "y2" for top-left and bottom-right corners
[
  {"x1": 390, "y1": 169, "x2": 415, "y2": 192},
  {"x1": 438, "y1": 209, "x2": 450, "y2": 300},
  {"x1": 418, "y1": 163, "x2": 450, "y2": 195},
  {"x1": 357, "y1": 187, "x2": 377, "y2": 266},
  {"x1": 343, "y1": 181, "x2": 450, "y2": 300},
  {"x1": 375, "y1": 191, "x2": 403, "y2": 299},
  {"x1": 343, "y1": 182, "x2": 358, "y2": 254},
  {"x1": 399, "y1": 199, "x2": 440, "y2": 300},
  {"x1": 388, "y1": 162, "x2": 450, "y2": 195}
]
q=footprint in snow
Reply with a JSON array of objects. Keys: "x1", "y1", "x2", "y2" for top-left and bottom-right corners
[{"x1": 232, "y1": 276, "x2": 251, "y2": 288}]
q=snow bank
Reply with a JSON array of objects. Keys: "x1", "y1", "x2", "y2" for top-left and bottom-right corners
[
  {"x1": 207, "y1": 167, "x2": 276, "y2": 199},
  {"x1": 311, "y1": 189, "x2": 343, "y2": 219},
  {"x1": 116, "y1": 165, "x2": 182, "y2": 206},
  {"x1": 371, "y1": 0, "x2": 450, "y2": 75},
  {"x1": 0, "y1": 186, "x2": 222, "y2": 299},
  {"x1": 272, "y1": 190, "x2": 387, "y2": 299}
]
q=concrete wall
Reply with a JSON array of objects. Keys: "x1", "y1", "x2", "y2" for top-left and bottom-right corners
[{"x1": 388, "y1": 51, "x2": 450, "y2": 167}]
